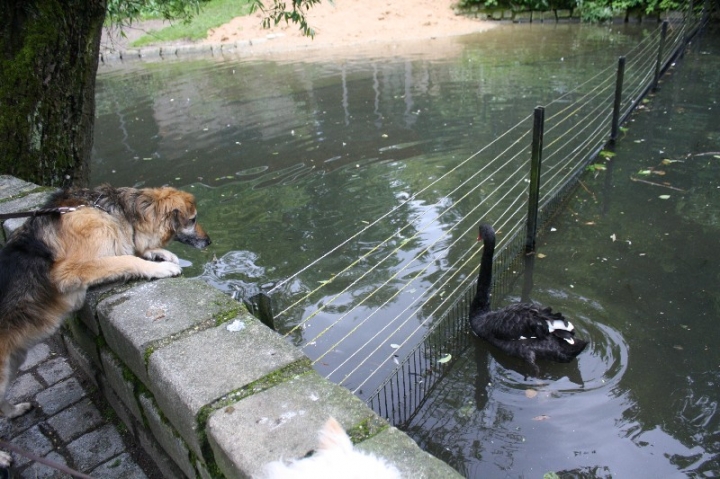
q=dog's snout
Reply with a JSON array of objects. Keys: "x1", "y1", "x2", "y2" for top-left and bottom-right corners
[{"x1": 175, "y1": 224, "x2": 211, "y2": 249}]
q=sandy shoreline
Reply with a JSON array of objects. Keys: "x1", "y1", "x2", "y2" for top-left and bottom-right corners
[{"x1": 102, "y1": 0, "x2": 496, "y2": 58}]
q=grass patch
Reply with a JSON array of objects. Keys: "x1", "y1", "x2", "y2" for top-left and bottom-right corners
[{"x1": 132, "y1": 0, "x2": 255, "y2": 47}]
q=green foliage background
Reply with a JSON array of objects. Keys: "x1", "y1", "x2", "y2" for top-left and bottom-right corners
[{"x1": 459, "y1": 0, "x2": 685, "y2": 22}]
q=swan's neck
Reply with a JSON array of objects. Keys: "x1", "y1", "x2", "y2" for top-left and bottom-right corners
[{"x1": 471, "y1": 239, "x2": 495, "y2": 315}]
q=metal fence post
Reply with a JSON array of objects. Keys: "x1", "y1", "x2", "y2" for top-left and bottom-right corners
[
  {"x1": 653, "y1": 21, "x2": 669, "y2": 91},
  {"x1": 525, "y1": 106, "x2": 545, "y2": 254},
  {"x1": 611, "y1": 56, "x2": 626, "y2": 143},
  {"x1": 245, "y1": 292, "x2": 276, "y2": 330}
]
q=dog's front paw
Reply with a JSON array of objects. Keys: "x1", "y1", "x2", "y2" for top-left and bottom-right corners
[
  {"x1": 147, "y1": 261, "x2": 182, "y2": 279},
  {"x1": 0, "y1": 450, "x2": 11, "y2": 468},
  {"x1": 1, "y1": 401, "x2": 32, "y2": 419},
  {"x1": 143, "y1": 249, "x2": 180, "y2": 264}
]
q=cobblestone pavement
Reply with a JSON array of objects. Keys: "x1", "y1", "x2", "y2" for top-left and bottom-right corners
[{"x1": 0, "y1": 338, "x2": 161, "y2": 479}]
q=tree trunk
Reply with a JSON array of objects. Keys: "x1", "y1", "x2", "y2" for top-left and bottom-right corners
[{"x1": 0, "y1": 0, "x2": 107, "y2": 187}]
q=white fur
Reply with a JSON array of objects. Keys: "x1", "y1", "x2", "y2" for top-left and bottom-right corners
[{"x1": 259, "y1": 417, "x2": 401, "y2": 479}]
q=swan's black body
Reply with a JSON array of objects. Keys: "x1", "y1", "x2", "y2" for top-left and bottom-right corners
[{"x1": 469, "y1": 224, "x2": 588, "y2": 371}]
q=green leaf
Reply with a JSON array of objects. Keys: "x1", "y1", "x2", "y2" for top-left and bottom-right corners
[
  {"x1": 658, "y1": 195, "x2": 671, "y2": 200},
  {"x1": 438, "y1": 354, "x2": 452, "y2": 364},
  {"x1": 637, "y1": 169, "x2": 652, "y2": 175},
  {"x1": 599, "y1": 150, "x2": 616, "y2": 159}
]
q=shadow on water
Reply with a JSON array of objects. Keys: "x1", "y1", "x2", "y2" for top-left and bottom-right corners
[{"x1": 91, "y1": 22, "x2": 720, "y2": 477}]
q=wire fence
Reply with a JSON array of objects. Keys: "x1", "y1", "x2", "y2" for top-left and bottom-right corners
[{"x1": 246, "y1": 5, "x2": 709, "y2": 426}]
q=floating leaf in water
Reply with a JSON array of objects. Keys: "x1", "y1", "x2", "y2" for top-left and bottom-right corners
[
  {"x1": 713, "y1": 155, "x2": 720, "y2": 159},
  {"x1": 661, "y1": 159, "x2": 681, "y2": 165},
  {"x1": 674, "y1": 345, "x2": 684, "y2": 350},
  {"x1": 438, "y1": 354, "x2": 452, "y2": 364},
  {"x1": 533, "y1": 415, "x2": 551, "y2": 421},
  {"x1": 637, "y1": 169, "x2": 652, "y2": 175},
  {"x1": 610, "y1": 233, "x2": 617, "y2": 242},
  {"x1": 658, "y1": 195, "x2": 671, "y2": 200},
  {"x1": 142, "y1": 157, "x2": 153, "y2": 161},
  {"x1": 619, "y1": 126, "x2": 629, "y2": 133},
  {"x1": 652, "y1": 170, "x2": 666, "y2": 176},
  {"x1": 599, "y1": 150, "x2": 616, "y2": 159},
  {"x1": 525, "y1": 389, "x2": 538, "y2": 399},
  {"x1": 586, "y1": 164, "x2": 606, "y2": 172},
  {"x1": 537, "y1": 253, "x2": 547, "y2": 259}
]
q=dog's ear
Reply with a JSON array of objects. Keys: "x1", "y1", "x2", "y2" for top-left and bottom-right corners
[{"x1": 170, "y1": 207, "x2": 197, "y2": 230}]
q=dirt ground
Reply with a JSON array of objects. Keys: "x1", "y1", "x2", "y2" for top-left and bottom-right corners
[{"x1": 102, "y1": 0, "x2": 496, "y2": 56}]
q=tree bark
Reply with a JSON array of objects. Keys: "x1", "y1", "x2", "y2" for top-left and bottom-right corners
[{"x1": 0, "y1": 0, "x2": 107, "y2": 187}]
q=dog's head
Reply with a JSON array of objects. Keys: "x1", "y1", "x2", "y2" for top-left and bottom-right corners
[{"x1": 136, "y1": 187, "x2": 211, "y2": 250}]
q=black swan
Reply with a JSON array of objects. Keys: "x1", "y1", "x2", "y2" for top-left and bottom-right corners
[{"x1": 469, "y1": 224, "x2": 588, "y2": 372}]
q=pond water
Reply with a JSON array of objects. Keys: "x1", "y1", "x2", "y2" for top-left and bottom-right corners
[
  {"x1": 92, "y1": 21, "x2": 720, "y2": 477},
  {"x1": 405, "y1": 24, "x2": 720, "y2": 478}
]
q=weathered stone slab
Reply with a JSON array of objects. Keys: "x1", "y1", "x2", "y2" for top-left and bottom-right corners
[
  {"x1": 97, "y1": 278, "x2": 240, "y2": 385},
  {"x1": 101, "y1": 349, "x2": 143, "y2": 422},
  {"x1": 206, "y1": 372, "x2": 384, "y2": 479},
  {"x1": 139, "y1": 394, "x2": 196, "y2": 479},
  {"x1": 0, "y1": 175, "x2": 38, "y2": 199},
  {"x1": 357, "y1": 425, "x2": 464, "y2": 479},
  {"x1": 0, "y1": 191, "x2": 55, "y2": 241},
  {"x1": 147, "y1": 312, "x2": 307, "y2": 458}
]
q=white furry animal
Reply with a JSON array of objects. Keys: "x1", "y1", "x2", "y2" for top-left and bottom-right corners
[{"x1": 259, "y1": 417, "x2": 401, "y2": 479}]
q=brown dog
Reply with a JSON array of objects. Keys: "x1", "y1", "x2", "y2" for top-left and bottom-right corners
[{"x1": 0, "y1": 184, "x2": 210, "y2": 463}]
